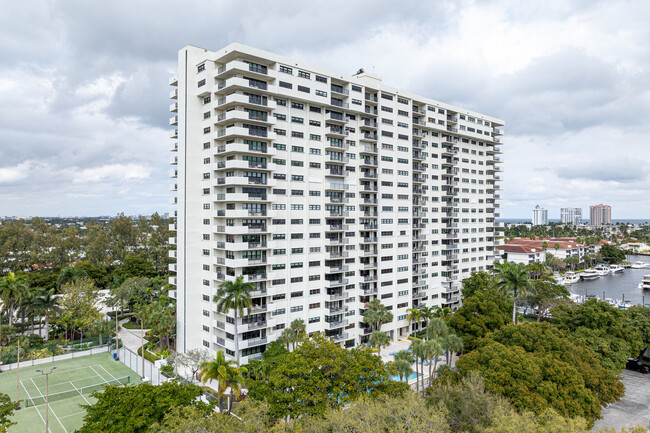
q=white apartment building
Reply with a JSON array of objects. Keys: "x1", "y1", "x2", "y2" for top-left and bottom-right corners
[
  {"x1": 532, "y1": 205, "x2": 548, "y2": 226},
  {"x1": 168, "y1": 43, "x2": 504, "y2": 363},
  {"x1": 560, "y1": 207, "x2": 582, "y2": 225}
]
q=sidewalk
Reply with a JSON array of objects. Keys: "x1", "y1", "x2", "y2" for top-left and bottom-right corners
[{"x1": 117, "y1": 319, "x2": 149, "y2": 352}]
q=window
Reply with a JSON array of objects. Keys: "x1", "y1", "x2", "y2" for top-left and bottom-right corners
[
  {"x1": 315, "y1": 90, "x2": 327, "y2": 97},
  {"x1": 298, "y1": 85, "x2": 310, "y2": 93},
  {"x1": 198, "y1": 79, "x2": 206, "y2": 87},
  {"x1": 197, "y1": 64, "x2": 205, "y2": 73},
  {"x1": 298, "y1": 71, "x2": 311, "y2": 79},
  {"x1": 275, "y1": 98, "x2": 287, "y2": 106},
  {"x1": 291, "y1": 102, "x2": 304, "y2": 109},
  {"x1": 316, "y1": 75, "x2": 327, "y2": 83},
  {"x1": 291, "y1": 145, "x2": 304, "y2": 153},
  {"x1": 279, "y1": 81, "x2": 292, "y2": 89},
  {"x1": 291, "y1": 117, "x2": 304, "y2": 124},
  {"x1": 279, "y1": 65, "x2": 293, "y2": 74}
]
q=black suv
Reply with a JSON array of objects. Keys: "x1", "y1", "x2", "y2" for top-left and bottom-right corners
[{"x1": 626, "y1": 358, "x2": 650, "y2": 374}]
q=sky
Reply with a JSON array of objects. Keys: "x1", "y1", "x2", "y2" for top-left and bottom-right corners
[{"x1": 1, "y1": 0, "x2": 650, "y2": 218}]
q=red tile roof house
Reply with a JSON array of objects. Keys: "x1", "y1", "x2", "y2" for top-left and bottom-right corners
[{"x1": 497, "y1": 238, "x2": 589, "y2": 263}]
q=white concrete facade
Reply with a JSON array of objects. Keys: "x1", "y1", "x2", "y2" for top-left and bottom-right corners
[
  {"x1": 560, "y1": 207, "x2": 582, "y2": 225},
  {"x1": 169, "y1": 43, "x2": 504, "y2": 363},
  {"x1": 532, "y1": 205, "x2": 548, "y2": 226}
]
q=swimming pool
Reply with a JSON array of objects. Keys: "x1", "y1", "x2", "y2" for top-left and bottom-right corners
[{"x1": 389, "y1": 372, "x2": 420, "y2": 382}]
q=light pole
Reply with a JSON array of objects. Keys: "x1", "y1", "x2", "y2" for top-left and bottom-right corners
[
  {"x1": 16, "y1": 338, "x2": 20, "y2": 409},
  {"x1": 140, "y1": 317, "x2": 145, "y2": 380},
  {"x1": 36, "y1": 367, "x2": 56, "y2": 433},
  {"x1": 114, "y1": 304, "x2": 119, "y2": 360}
]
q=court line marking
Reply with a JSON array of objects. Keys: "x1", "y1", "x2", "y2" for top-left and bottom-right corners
[
  {"x1": 70, "y1": 382, "x2": 92, "y2": 406},
  {"x1": 89, "y1": 366, "x2": 110, "y2": 385},
  {"x1": 58, "y1": 410, "x2": 86, "y2": 420},
  {"x1": 48, "y1": 405, "x2": 68, "y2": 433},
  {"x1": 25, "y1": 379, "x2": 67, "y2": 433},
  {"x1": 31, "y1": 374, "x2": 101, "y2": 390},
  {"x1": 97, "y1": 364, "x2": 119, "y2": 382}
]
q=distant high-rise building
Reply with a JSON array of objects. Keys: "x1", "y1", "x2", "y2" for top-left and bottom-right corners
[
  {"x1": 532, "y1": 205, "x2": 548, "y2": 226},
  {"x1": 560, "y1": 207, "x2": 582, "y2": 225},
  {"x1": 590, "y1": 204, "x2": 611, "y2": 226}
]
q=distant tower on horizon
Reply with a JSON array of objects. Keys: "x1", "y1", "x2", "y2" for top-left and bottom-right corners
[
  {"x1": 560, "y1": 207, "x2": 582, "y2": 225},
  {"x1": 590, "y1": 204, "x2": 611, "y2": 226},
  {"x1": 532, "y1": 205, "x2": 548, "y2": 226}
]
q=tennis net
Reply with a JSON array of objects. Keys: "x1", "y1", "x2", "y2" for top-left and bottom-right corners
[{"x1": 25, "y1": 375, "x2": 130, "y2": 407}]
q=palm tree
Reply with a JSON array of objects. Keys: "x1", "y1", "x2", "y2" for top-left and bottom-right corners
[
  {"x1": 369, "y1": 331, "x2": 390, "y2": 355},
  {"x1": 411, "y1": 340, "x2": 426, "y2": 395},
  {"x1": 222, "y1": 364, "x2": 247, "y2": 413},
  {"x1": 425, "y1": 318, "x2": 448, "y2": 341},
  {"x1": 393, "y1": 350, "x2": 414, "y2": 382},
  {"x1": 277, "y1": 327, "x2": 297, "y2": 350},
  {"x1": 405, "y1": 308, "x2": 421, "y2": 338},
  {"x1": 442, "y1": 333, "x2": 463, "y2": 367},
  {"x1": 31, "y1": 287, "x2": 60, "y2": 340},
  {"x1": 425, "y1": 339, "x2": 444, "y2": 387},
  {"x1": 213, "y1": 276, "x2": 255, "y2": 364},
  {"x1": 496, "y1": 261, "x2": 531, "y2": 324},
  {"x1": 362, "y1": 299, "x2": 393, "y2": 332},
  {"x1": 0, "y1": 272, "x2": 28, "y2": 326},
  {"x1": 89, "y1": 320, "x2": 114, "y2": 346},
  {"x1": 290, "y1": 318, "x2": 305, "y2": 341},
  {"x1": 419, "y1": 306, "x2": 433, "y2": 327},
  {"x1": 56, "y1": 266, "x2": 87, "y2": 288},
  {"x1": 198, "y1": 350, "x2": 238, "y2": 411}
]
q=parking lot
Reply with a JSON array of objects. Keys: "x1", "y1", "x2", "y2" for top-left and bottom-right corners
[{"x1": 592, "y1": 370, "x2": 650, "y2": 430}]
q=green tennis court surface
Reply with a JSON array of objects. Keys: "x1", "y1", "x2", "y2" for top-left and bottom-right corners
[{"x1": 0, "y1": 352, "x2": 141, "y2": 433}]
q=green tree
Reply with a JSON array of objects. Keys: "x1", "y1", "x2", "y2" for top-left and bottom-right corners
[
  {"x1": 406, "y1": 307, "x2": 422, "y2": 337},
  {"x1": 31, "y1": 287, "x2": 59, "y2": 340},
  {"x1": 55, "y1": 278, "x2": 102, "y2": 342},
  {"x1": 369, "y1": 330, "x2": 390, "y2": 355},
  {"x1": 115, "y1": 256, "x2": 158, "y2": 279},
  {"x1": 424, "y1": 338, "x2": 444, "y2": 387},
  {"x1": 0, "y1": 272, "x2": 28, "y2": 326},
  {"x1": 277, "y1": 327, "x2": 298, "y2": 350},
  {"x1": 393, "y1": 350, "x2": 414, "y2": 382},
  {"x1": 0, "y1": 393, "x2": 19, "y2": 432},
  {"x1": 599, "y1": 244, "x2": 626, "y2": 264},
  {"x1": 247, "y1": 333, "x2": 408, "y2": 421},
  {"x1": 290, "y1": 318, "x2": 306, "y2": 340},
  {"x1": 89, "y1": 320, "x2": 114, "y2": 346},
  {"x1": 525, "y1": 277, "x2": 569, "y2": 322},
  {"x1": 56, "y1": 265, "x2": 88, "y2": 288},
  {"x1": 425, "y1": 317, "x2": 449, "y2": 340},
  {"x1": 442, "y1": 333, "x2": 464, "y2": 366},
  {"x1": 494, "y1": 261, "x2": 531, "y2": 323},
  {"x1": 79, "y1": 381, "x2": 210, "y2": 433},
  {"x1": 213, "y1": 276, "x2": 255, "y2": 364},
  {"x1": 198, "y1": 350, "x2": 239, "y2": 411},
  {"x1": 461, "y1": 271, "x2": 498, "y2": 299},
  {"x1": 362, "y1": 298, "x2": 393, "y2": 332},
  {"x1": 177, "y1": 348, "x2": 212, "y2": 381},
  {"x1": 455, "y1": 323, "x2": 624, "y2": 426},
  {"x1": 448, "y1": 290, "x2": 512, "y2": 351}
]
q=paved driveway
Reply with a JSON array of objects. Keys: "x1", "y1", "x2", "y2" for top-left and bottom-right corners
[{"x1": 592, "y1": 370, "x2": 650, "y2": 430}]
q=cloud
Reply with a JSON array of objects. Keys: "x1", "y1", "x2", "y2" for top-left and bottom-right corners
[
  {"x1": 1, "y1": 0, "x2": 650, "y2": 217},
  {"x1": 73, "y1": 164, "x2": 153, "y2": 183}
]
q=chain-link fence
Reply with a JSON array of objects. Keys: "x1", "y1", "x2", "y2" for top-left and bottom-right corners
[{"x1": 0, "y1": 338, "x2": 113, "y2": 371}]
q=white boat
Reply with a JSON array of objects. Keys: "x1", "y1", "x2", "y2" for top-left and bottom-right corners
[
  {"x1": 631, "y1": 261, "x2": 649, "y2": 269},
  {"x1": 594, "y1": 264, "x2": 611, "y2": 276},
  {"x1": 609, "y1": 264, "x2": 624, "y2": 274},
  {"x1": 580, "y1": 269, "x2": 600, "y2": 280},
  {"x1": 563, "y1": 272, "x2": 580, "y2": 284},
  {"x1": 639, "y1": 274, "x2": 650, "y2": 290}
]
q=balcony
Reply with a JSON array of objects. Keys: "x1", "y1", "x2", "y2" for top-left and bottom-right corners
[
  {"x1": 170, "y1": 129, "x2": 178, "y2": 139},
  {"x1": 245, "y1": 336, "x2": 268, "y2": 348},
  {"x1": 331, "y1": 333, "x2": 349, "y2": 342},
  {"x1": 169, "y1": 115, "x2": 178, "y2": 126},
  {"x1": 216, "y1": 126, "x2": 275, "y2": 142},
  {"x1": 170, "y1": 88, "x2": 178, "y2": 99},
  {"x1": 360, "y1": 133, "x2": 378, "y2": 142},
  {"x1": 215, "y1": 109, "x2": 275, "y2": 127},
  {"x1": 170, "y1": 142, "x2": 178, "y2": 152},
  {"x1": 216, "y1": 93, "x2": 276, "y2": 111},
  {"x1": 359, "y1": 171, "x2": 378, "y2": 180},
  {"x1": 169, "y1": 75, "x2": 178, "y2": 86},
  {"x1": 325, "y1": 265, "x2": 349, "y2": 274},
  {"x1": 326, "y1": 126, "x2": 348, "y2": 138},
  {"x1": 215, "y1": 76, "x2": 274, "y2": 96},
  {"x1": 169, "y1": 102, "x2": 178, "y2": 112},
  {"x1": 215, "y1": 60, "x2": 269, "y2": 80},
  {"x1": 328, "y1": 251, "x2": 349, "y2": 259},
  {"x1": 360, "y1": 158, "x2": 378, "y2": 167},
  {"x1": 327, "y1": 320, "x2": 349, "y2": 329},
  {"x1": 217, "y1": 141, "x2": 275, "y2": 156},
  {"x1": 327, "y1": 112, "x2": 348, "y2": 124},
  {"x1": 326, "y1": 278, "x2": 349, "y2": 288}
]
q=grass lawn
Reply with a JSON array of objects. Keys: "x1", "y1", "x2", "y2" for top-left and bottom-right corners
[{"x1": 0, "y1": 352, "x2": 141, "y2": 433}]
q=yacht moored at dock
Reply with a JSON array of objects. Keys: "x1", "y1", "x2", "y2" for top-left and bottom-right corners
[
  {"x1": 563, "y1": 271, "x2": 580, "y2": 284},
  {"x1": 631, "y1": 261, "x2": 649, "y2": 269},
  {"x1": 638, "y1": 274, "x2": 650, "y2": 290},
  {"x1": 609, "y1": 264, "x2": 624, "y2": 274},
  {"x1": 580, "y1": 269, "x2": 600, "y2": 280}
]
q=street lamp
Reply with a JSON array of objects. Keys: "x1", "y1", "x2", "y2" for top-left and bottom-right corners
[{"x1": 36, "y1": 367, "x2": 56, "y2": 432}]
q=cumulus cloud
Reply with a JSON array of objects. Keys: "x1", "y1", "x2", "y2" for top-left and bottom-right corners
[{"x1": 73, "y1": 164, "x2": 153, "y2": 183}]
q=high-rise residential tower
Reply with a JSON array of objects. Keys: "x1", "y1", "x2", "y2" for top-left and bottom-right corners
[
  {"x1": 168, "y1": 43, "x2": 505, "y2": 363},
  {"x1": 590, "y1": 204, "x2": 611, "y2": 226},
  {"x1": 560, "y1": 207, "x2": 582, "y2": 225},
  {"x1": 532, "y1": 205, "x2": 548, "y2": 226}
]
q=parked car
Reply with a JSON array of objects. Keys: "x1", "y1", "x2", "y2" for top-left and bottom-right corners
[{"x1": 626, "y1": 358, "x2": 650, "y2": 374}]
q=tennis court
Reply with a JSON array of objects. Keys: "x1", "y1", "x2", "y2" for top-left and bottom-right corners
[{"x1": 0, "y1": 352, "x2": 141, "y2": 433}]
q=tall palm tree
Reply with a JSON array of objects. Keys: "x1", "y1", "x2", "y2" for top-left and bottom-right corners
[
  {"x1": 393, "y1": 350, "x2": 414, "y2": 382},
  {"x1": 496, "y1": 261, "x2": 531, "y2": 324},
  {"x1": 222, "y1": 364, "x2": 247, "y2": 414},
  {"x1": 411, "y1": 340, "x2": 426, "y2": 395},
  {"x1": 277, "y1": 327, "x2": 297, "y2": 350},
  {"x1": 405, "y1": 308, "x2": 421, "y2": 338},
  {"x1": 290, "y1": 318, "x2": 305, "y2": 341},
  {"x1": 442, "y1": 333, "x2": 464, "y2": 367},
  {"x1": 425, "y1": 318, "x2": 448, "y2": 341},
  {"x1": 425, "y1": 339, "x2": 444, "y2": 387},
  {"x1": 0, "y1": 272, "x2": 28, "y2": 326},
  {"x1": 213, "y1": 276, "x2": 255, "y2": 364},
  {"x1": 56, "y1": 266, "x2": 88, "y2": 288},
  {"x1": 369, "y1": 330, "x2": 390, "y2": 355},
  {"x1": 419, "y1": 306, "x2": 432, "y2": 327},
  {"x1": 31, "y1": 287, "x2": 60, "y2": 340},
  {"x1": 198, "y1": 350, "x2": 238, "y2": 411}
]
